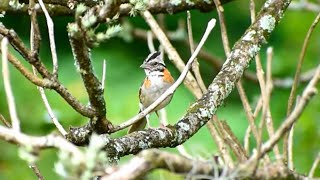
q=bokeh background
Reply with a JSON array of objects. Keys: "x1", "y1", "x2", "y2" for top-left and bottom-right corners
[{"x1": 0, "y1": 0, "x2": 319, "y2": 179}]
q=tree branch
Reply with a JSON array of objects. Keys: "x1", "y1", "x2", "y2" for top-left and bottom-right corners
[
  {"x1": 2, "y1": 0, "x2": 235, "y2": 16},
  {"x1": 101, "y1": 149, "x2": 305, "y2": 180}
]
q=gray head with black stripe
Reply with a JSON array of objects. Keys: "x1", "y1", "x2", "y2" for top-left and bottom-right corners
[{"x1": 140, "y1": 51, "x2": 166, "y2": 73}]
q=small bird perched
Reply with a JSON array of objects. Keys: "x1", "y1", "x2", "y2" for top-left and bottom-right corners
[{"x1": 128, "y1": 51, "x2": 175, "y2": 133}]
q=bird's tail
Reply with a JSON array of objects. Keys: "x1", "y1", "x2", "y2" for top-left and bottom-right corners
[{"x1": 127, "y1": 110, "x2": 147, "y2": 134}]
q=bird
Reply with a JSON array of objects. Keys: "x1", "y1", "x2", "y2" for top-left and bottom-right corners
[{"x1": 127, "y1": 51, "x2": 175, "y2": 133}]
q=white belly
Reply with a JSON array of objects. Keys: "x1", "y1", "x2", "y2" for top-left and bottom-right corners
[{"x1": 139, "y1": 76, "x2": 173, "y2": 111}]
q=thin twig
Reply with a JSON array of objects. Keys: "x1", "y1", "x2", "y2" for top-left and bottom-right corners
[
  {"x1": 102, "y1": 59, "x2": 107, "y2": 89},
  {"x1": 248, "y1": 0, "x2": 270, "y2": 171},
  {"x1": 284, "y1": 12, "x2": 320, "y2": 166},
  {"x1": 6, "y1": 53, "x2": 52, "y2": 88},
  {"x1": 213, "y1": 0, "x2": 231, "y2": 54},
  {"x1": 29, "y1": 10, "x2": 67, "y2": 136},
  {"x1": 219, "y1": 120, "x2": 248, "y2": 162},
  {"x1": 237, "y1": 82, "x2": 259, "y2": 141},
  {"x1": 187, "y1": 11, "x2": 207, "y2": 93},
  {"x1": 244, "y1": 63, "x2": 320, "y2": 168},
  {"x1": 207, "y1": 119, "x2": 234, "y2": 168},
  {"x1": 288, "y1": 123, "x2": 295, "y2": 170},
  {"x1": 1, "y1": 37, "x2": 20, "y2": 131},
  {"x1": 0, "y1": 114, "x2": 11, "y2": 128},
  {"x1": 244, "y1": 96, "x2": 263, "y2": 154},
  {"x1": 38, "y1": 0, "x2": 58, "y2": 77},
  {"x1": 29, "y1": 164, "x2": 44, "y2": 180},
  {"x1": 39, "y1": 87, "x2": 67, "y2": 136},
  {"x1": 111, "y1": 19, "x2": 216, "y2": 132},
  {"x1": 147, "y1": 31, "x2": 155, "y2": 52},
  {"x1": 308, "y1": 152, "x2": 320, "y2": 178},
  {"x1": 265, "y1": 47, "x2": 281, "y2": 159},
  {"x1": 0, "y1": 26, "x2": 95, "y2": 118},
  {"x1": 141, "y1": 10, "x2": 203, "y2": 99},
  {"x1": 27, "y1": 2, "x2": 46, "y2": 179},
  {"x1": 213, "y1": 0, "x2": 256, "y2": 162}
]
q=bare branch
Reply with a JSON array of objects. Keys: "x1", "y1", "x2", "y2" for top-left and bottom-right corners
[
  {"x1": 0, "y1": 114, "x2": 11, "y2": 128},
  {"x1": 284, "y1": 12, "x2": 320, "y2": 166},
  {"x1": 245, "y1": 63, "x2": 320, "y2": 168},
  {"x1": 147, "y1": 31, "x2": 155, "y2": 52},
  {"x1": 28, "y1": 4, "x2": 66, "y2": 136},
  {"x1": 6, "y1": 53, "x2": 52, "y2": 87},
  {"x1": 3, "y1": 0, "x2": 234, "y2": 16},
  {"x1": 0, "y1": 26, "x2": 95, "y2": 117},
  {"x1": 288, "y1": 124, "x2": 295, "y2": 170},
  {"x1": 68, "y1": 18, "x2": 113, "y2": 133},
  {"x1": 265, "y1": 47, "x2": 281, "y2": 159},
  {"x1": 0, "y1": 125, "x2": 83, "y2": 158},
  {"x1": 309, "y1": 152, "x2": 320, "y2": 178},
  {"x1": 38, "y1": 0, "x2": 59, "y2": 77},
  {"x1": 1, "y1": 37, "x2": 20, "y2": 131},
  {"x1": 101, "y1": 149, "x2": 219, "y2": 180},
  {"x1": 39, "y1": 87, "x2": 67, "y2": 136},
  {"x1": 213, "y1": 0, "x2": 231, "y2": 55},
  {"x1": 187, "y1": 11, "x2": 207, "y2": 93},
  {"x1": 102, "y1": 59, "x2": 107, "y2": 89},
  {"x1": 29, "y1": 164, "x2": 44, "y2": 180},
  {"x1": 101, "y1": 149, "x2": 305, "y2": 180},
  {"x1": 207, "y1": 118, "x2": 234, "y2": 168}
]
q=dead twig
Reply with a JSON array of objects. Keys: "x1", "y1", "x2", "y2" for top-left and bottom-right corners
[
  {"x1": 207, "y1": 118, "x2": 234, "y2": 168},
  {"x1": 187, "y1": 11, "x2": 207, "y2": 93},
  {"x1": 29, "y1": 164, "x2": 44, "y2": 180},
  {"x1": 1, "y1": 37, "x2": 20, "y2": 131},
  {"x1": 244, "y1": 63, "x2": 320, "y2": 169},
  {"x1": 265, "y1": 47, "x2": 281, "y2": 160},
  {"x1": 38, "y1": 0, "x2": 58, "y2": 77},
  {"x1": 284, "y1": 12, "x2": 320, "y2": 166},
  {"x1": 308, "y1": 152, "x2": 320, "y2": 178}
]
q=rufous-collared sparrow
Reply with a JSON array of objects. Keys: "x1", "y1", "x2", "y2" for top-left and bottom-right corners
[{"x1": 128, "y1": 51, "x2": 175, "y2": 133}]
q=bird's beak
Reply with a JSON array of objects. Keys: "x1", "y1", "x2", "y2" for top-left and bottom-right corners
[{"x1": 140, "y1": 63, "x2": 148, "y2": 69}]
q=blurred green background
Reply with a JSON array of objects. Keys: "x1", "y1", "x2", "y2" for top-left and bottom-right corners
[{"x1": 0, "y1": 0, "x2": 320, "y2": 179}]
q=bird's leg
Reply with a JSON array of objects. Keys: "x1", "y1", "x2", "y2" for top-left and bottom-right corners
[
  {"x1": 156, "y1": 109, "x2": 173, "y2": 135},
  {"x1": 146, "y1": 114, "x2": 152, "y2": 128}
]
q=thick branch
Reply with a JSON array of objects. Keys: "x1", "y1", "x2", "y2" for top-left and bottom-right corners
[
  {"x1": 2, "y1": 0, "x2": 235, "y2": 16},
  {"x1": 102, "y1": 149, "x2": 304, "y2": 180},
  {"x1": 102, "y1": 149, "x2": 218, "y2": 180},
  {"x1": 69, "y1": 26, "x2": 112, "y2": 133},
  {"x1": 0, "y1": 125, "x2": 82, "y2": 158}
]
